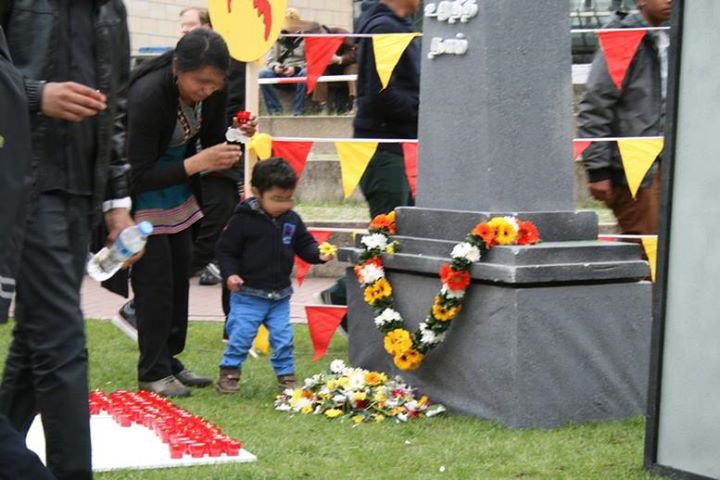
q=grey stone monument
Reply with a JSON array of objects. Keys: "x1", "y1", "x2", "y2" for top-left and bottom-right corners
[{"x1": 341, "y1": 0, "x2": 653, "y2": 428}]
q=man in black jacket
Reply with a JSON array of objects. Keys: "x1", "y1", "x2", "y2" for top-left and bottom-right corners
[
  {"x1": 0, "y1": 2, "x2": 135, "y2": 478},
  {"x1": 578, "y1": 0, "x2": 671, "y2": 234},
  {"x1": 354, "y1": 0, "x2": 420, "y2": 218},
  {"x1": 0, "y1": 25, "x2": 55, "y2": 480}
]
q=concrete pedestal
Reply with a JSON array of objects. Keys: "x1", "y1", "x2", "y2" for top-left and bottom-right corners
[{"x1": 341, "y1": 208, "x2": 652, "y2": 428}]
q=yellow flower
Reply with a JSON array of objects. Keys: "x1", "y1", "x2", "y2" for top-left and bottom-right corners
[
  {"x1": 337, "y1": 377, "x2": 349, "y2": 389},
  {"x1": 390, "y1": 407, "x2": 406, "y2": 416},
  {"x1": 418, "y1": 395, "x2": 429, "y2": 407},
  {"x1": 385, "y1": 242, "x2": 397, "y2": 254},
  {"x1": 319, "y1": 242, "x2": 337, "y2": 257},
  {"x1": 386, "y1": 211, "x2": 396, "y2": 223},
  {"x1": 352, "y1": 415, "x2": 364, "y2": 425},
  {"x1": 488, "y1": 217, "x2": 517, "y2": 245},
  {"x1": 431, "y1": 302, "x2": 462, "y2": 322},
  {"x1": 324, "y1": 409, "x2": 343, "y2": 419},
  {"x1": 363, "y1": 279, "x2": 393, "y2": 305},
  {"x1": 364, "y1": 371, "x2": 387, "y2": 387},
  {"x1": 394, "y1": 349, "x2": 425, "y2": 371},
  {"x1": 301, "y1": 404, "x2": 313, "y2": 415},
  {"x1": 326, "y1": 380, "x2": 338, "y2": 391},
  {"x1": 353, "y1": 391, "x2": 367, "y2": 401},
  {"x1": 384, "y1": 329, "x2": 413, "y2": 356},
  {"x1": 373, "y1": 414, "x2": 385, "y2": 423}
]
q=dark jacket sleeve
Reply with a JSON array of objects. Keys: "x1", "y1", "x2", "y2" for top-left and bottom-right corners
[
  {"x1": 363, "y1": 21, "x2": 418, "y2": 123},
  {"x1": 225, "y1": 60, "x2": 246, "y2": 126},
  {"x1": 200, "y1": 89, "x2": 228, "y2": 149},
  {"x1": 127, "y1": 75, "x2": 189, "y2": 193},
  {"x1": 577, "y1": 49, "x2": 621, "y2": 182},
  {"x1": 104, "y1": 1, "x2": 131, "y2": 201},
  {"x1": 216, "y1": 214, "x2": 243, "y2": 280},
  {"x1": 293, "y1": 216, "x2": 324, "y2": 264}
]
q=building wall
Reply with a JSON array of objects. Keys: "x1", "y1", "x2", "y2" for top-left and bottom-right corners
[{"x1": 125, "y1": 0, "x2": 353, "y2": 53}]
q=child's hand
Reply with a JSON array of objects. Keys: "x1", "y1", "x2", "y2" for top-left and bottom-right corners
[
  {"x1": 319, "y1": 242, "x2": 337, "y2": 262},
  {"x1": 227, "y1": 275, "x2": 244, "y2": 292}
]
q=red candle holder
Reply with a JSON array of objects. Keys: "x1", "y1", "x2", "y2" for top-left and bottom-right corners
[
  {"x1": 189, "y1": 442, "x2": 207, "y2": 458},
  {"x1": 235, "y1": 111, "x2": 252, "y2": 126},
  {"x1": 169, "y1": 441, "x2": 185, "y2": 459}
]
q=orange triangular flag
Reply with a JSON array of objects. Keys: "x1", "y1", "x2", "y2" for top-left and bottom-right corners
[
  {"x1": 641, "y1": 237, "x2": 658, "y2": 282},
  {"x1": 617, "y1": 138, "x2": 664, "y2": 198},
  {"x1": 305, "y1": 36, "x2": 346, "y2": 94},
  {"x1": 372, "y1": 33, "x2": 419, "y2": 90},
  {"x1": 306, "y1": 305, "x2": 347, "y2": 361},
  {"x1": 272, "y1": 140, "x2": 314, "y2": 179},
  {"x1": 294, "y1": 230, "x2": 334, "y2": 287},
  {"x1": 573, "y1": 140, "x2": 592, "y2": 160},
  {"x1": 335, "y1": 142, "x2": 378, "y2": 198},
  {"x1": 597, "y1": 30, "x2": 647, "y2": 90},
  {"x1": 402, "y1": 142, "x2": 418, "y2": 198}
]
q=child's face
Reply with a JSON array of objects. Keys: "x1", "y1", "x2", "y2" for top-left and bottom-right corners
[{"x1": 254, "y1": 186, "x2": 295, "y2": 218}]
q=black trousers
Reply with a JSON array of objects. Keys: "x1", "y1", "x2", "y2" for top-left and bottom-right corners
[
  {"x1": 0, "y1": 192, "x2": 92, "y2": 480},
  {"x1": 191, "y1": 175, "x2": 239, "y2": 273},
  {"x1": 359, "y1": 147, "x2": 414, "y2": 218},
  {"x1": 132, "y1": 229, "x2": 193, "y2": 382}
]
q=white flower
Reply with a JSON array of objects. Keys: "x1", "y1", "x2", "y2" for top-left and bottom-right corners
[
  {"x1": 329, "y1": 359, "x2": 346, "y2": 374},
  {"x1": 426, "y1": 404, "x2": 447, "y2": 417},
  {"x1": 419, "y1": 323, "x2": 445, "y2": 345},
  {"x1": 360, "y1": 233, "x2": 388, "y2": 251},
  {"x1": 225, "y1": 127, "x2": 248, "y2": 143},
  {"x1": 441, "y1": 285, "x2": 465, "y2": 300},
  {"x1": 374, "y1": 308, "x2": 402, "y2": 328},
  {"x1": 504, "y1": 216, "x2": 520, "y2": 233},
  {"x1": 396, "y1": 413, "x2": 408, "y2": 422},
  {"x1": 360, "y1": 263, "x2": 385, "y2": 285},
  {"x1": 303, "y1": 374, "x2": 322, "y2": 389},
  {"x1": 293, "y1": 397, "x2": 312, "y2": 412},
  {"x1": 451, "y1": 242, "x2": 481, "y2": 262},
  {"x1": 348, "y1": 371, "x2": 366, "y2": 391},
  {"x1": 332, "y1": 394, "x2": 347, "y2": 405},
  {"x1": 275, "y1": 403, "x2": 291, "y2": 412}
]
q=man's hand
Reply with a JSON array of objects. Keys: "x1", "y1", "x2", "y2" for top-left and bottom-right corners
[
  {"x1": 227, "y1": 275, "x2": 244, "y2": 292},
  {"x1": 104, "y1": 209, "x2": 144, "y2": 267},
  {"x1": 283, "y1": 66, "x2": 296, "y2": 77},
  {"x1": 589, "y1": 179, "x2": 613, "y2": 203},
  {"x1": 42, "y1": 82, "x2": 107, "y2": 122}
]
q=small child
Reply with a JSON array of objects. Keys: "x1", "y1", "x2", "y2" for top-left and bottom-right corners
[{"x1": 215, "y1": 158, "x2": 334, "y2": 393}]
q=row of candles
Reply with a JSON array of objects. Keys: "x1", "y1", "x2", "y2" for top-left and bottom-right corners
[{"x1": 89, "y1": 390, "x2": 242, "y2": 460}]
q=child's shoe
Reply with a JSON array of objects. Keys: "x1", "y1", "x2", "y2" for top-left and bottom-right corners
[
  {"x1": 277, "y1": 374, "x2": 297, "y2": 392},
  {"x1": 216, "y1": 367, "x2": 241, "y2": 394}
]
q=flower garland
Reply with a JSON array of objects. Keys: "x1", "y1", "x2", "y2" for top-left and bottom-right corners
[
  {"x1": 274, "y1": 360, "x2": 446, "y2": 424},
  {"x1": 355, "y1": 211, "x2": 541, "y2": 371}
]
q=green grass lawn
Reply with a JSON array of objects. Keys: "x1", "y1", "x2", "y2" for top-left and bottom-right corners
[{"x1": 0, "y1": 320, "x2": 657, "y2": 479}]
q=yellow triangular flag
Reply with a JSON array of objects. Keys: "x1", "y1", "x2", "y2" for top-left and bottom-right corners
[
  {"x1": 372, "y1": 33, "x2": 419, "y2": 90},
  {"x1": 641, "y1": 237, "x2": 658, "y2": 282},
  {"x1": 617, "y1": 138, "x2": 664, "y2": 198},
  {"x1": 252, "y1": 324, "x2": 270, "y2": 355},
  {"x1": 336, "y1": 142, "x2": 378, "y2": 198}
]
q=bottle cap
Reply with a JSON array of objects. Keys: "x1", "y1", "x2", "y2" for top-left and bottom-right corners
[{"x1": 138, "y1": 221, "x2": 154, "y2": 237}]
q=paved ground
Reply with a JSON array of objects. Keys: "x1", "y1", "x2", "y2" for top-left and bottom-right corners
[{"x1": 81, "y1": 275, "x2": 338, "y2": 324}]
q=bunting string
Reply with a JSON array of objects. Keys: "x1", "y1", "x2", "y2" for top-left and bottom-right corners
[{"x1": 276, "y1": 27, "x2": 669, "y2": 38}]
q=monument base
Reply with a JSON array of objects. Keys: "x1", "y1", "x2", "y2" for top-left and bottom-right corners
[{"x1": 341, "y1": 207, "x2": 652, "y2": 428}]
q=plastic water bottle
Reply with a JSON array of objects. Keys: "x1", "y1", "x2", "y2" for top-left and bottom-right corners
[{"x1": 87, "y1": 221, "x2": 153, "y2": 281}]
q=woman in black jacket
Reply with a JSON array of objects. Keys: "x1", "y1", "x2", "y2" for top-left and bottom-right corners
[{"x1": 127, "y1": 29, "x2": 244, "y2": 397}]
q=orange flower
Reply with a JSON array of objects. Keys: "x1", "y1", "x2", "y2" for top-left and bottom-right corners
[
  {"x1": 472, "y1": 223, "x2": 496, "y2": 247},
  {"x1": 516, "y1": 220, "x2": 540, "y2": 245},
  {"x1": 439, "y1": 264, "x2": 471, "y2": 291},
  {"x1": 394, "y1": 349, "x2": 424, "y2": 371},
  {"x1": 370, "y1": 213, "x2": 397, "y2": 235},
  {"x1": 364, "y1": 371, "x2": 387, "y2": 386}
]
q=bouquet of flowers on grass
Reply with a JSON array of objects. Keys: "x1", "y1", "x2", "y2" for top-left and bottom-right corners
[{"x1": 274, "y1": 360, "x2": 446, "y2": 424}]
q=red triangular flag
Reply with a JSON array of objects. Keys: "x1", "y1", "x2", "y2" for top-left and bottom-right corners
[
  {"x1": 402, "y1": 142, "x2": 418, "y2": 198},
  {"x1": 305, "y1": 36, "x2": 346, "y2": 94},
  {"x1": 294, "y1": 230, "x2": 334, "y2": 287},
  {"x1": 597, "y1": 30, "x2": 647, "y2": 90},
  {"x1": 272, "y1": 140, "x2": 314, "y2": 179},
  {"x1": 306, "y1": 305, "x2": 348, "y2": 361},
  {"x1": 573, "y1": 140, "x2": 592, "y2": 160}
]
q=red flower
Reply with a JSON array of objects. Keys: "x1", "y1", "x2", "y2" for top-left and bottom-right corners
[
  {"x1": 516, "y1": 221, "x2": 540, "y2": 245},
  {"x1": 439, "y1": 263, "x2": 471, "y2": 291},
  {"x1": 472, "y1": 223, "x2": 496, "y2": 248},
  {"x1": 370, "y1": 213, "x2": 397, "y2": 235}
]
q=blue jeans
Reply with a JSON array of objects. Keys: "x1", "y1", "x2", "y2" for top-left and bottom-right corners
[
  {"x1": 220, "y1": 292, "x2": 294, "y2": 375},
  {"x1": 259, "y1": 67, "x2": 307, "y2": 115}
]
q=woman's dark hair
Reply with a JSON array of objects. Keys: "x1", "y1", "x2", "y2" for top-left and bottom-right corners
[
  {"x1": 251, "y1": 158, "x2": 298, "y2": 193},
  {"x1": 131, "y1": 28, "x2": 229, "y2": 85}
]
